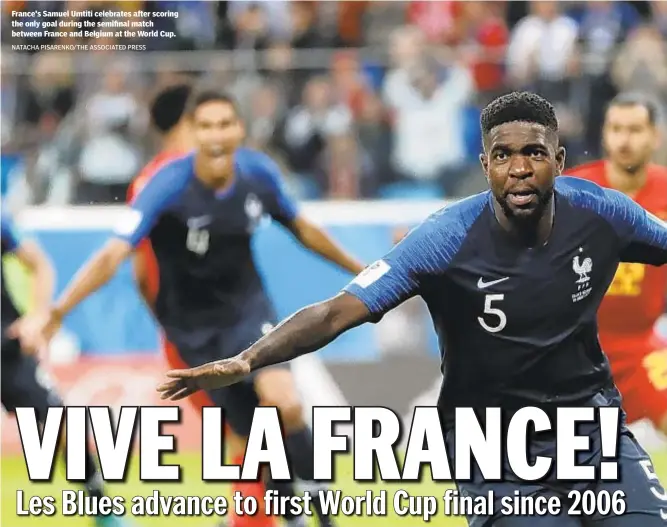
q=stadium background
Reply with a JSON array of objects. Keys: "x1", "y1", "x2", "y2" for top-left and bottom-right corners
[{"x1": 2, "y1": 0, "x2": 667, "y2": 525}]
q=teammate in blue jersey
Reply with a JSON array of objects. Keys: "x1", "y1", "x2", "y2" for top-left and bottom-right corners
[
  {"x1": 15, "y1": 89, "x2": 366, "y2": 527},
  {"x1": 1, "y1": 211, "x2": 131, "y2": 527},
  {"x1": 157, "y1": 92, "x2": 667, "y2": 526}
]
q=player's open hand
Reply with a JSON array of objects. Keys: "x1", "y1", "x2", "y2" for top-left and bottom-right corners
[
  {"x1": 157, "y1": 358, "x2": 251, "y2": 401},
  {"x1": 6, "y1": 309, "x2": 60, "y2": 355}
]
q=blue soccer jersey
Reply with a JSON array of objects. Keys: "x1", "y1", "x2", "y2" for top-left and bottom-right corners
[
  {"x1": 344, "y1": 177, "x2": 667, "y2": 420},
  {"x1": 114, "y1": 148, "x2": 299, "y2": 348}
]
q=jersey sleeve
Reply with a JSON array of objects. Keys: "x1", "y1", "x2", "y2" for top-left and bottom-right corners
[
  {"x1": 126, "y1": 176, "x2": 141, "y2": 203},
  {"x1": 113, "y1": 163, "x2": 188, "y2": 248},
  {"x1": 343, "y1": 218, "x2": 459, "y2": 322},
  {"x1": 605, "y1": 188, "x2": 667, "y2": 266},
  {"x1": 1, "y1": 211, "x2": 23, "y2": 253},
  {"x1": 250, "y1": 152, "x2": 299, "y2": 226}
]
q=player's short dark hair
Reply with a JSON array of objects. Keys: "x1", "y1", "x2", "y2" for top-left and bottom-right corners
[
  {"x1": 607, "y1": 92, "x2": 660, "y2": 125},
  {"x1": 149, "y1": 83, "x2": 193, "y2": 133},
  {"x1": 480, "y1": 91, "x2": 559, "y2": 137},
  {"x1": 186, "y1": 87, "x2": 239, "y2": 116}
]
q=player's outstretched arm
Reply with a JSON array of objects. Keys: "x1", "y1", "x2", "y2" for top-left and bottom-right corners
[
  {"x1": 16, "y1": 163, "x2": 185, "y2": 350},
  {"x1": 52, "y1": 238, "x2": 133, "y2": 320},
  {"x1": 13, "y1": 238, "x2": 133, "y2": 352},
  {"x1": 250, "y1": 151, "x2": 366, "y2": 275},
  {"x1": 157, "y1": 292, "x2": 371, "y2": 400},
  {"x1": 159, "y1": 207, "x2": 444, "y2": 400},
  {"x1": 288, "y1": 216, "x2": 366, "y2": 275},
  {"x1": 240, "y1": 291, "x2": 371, "y2": 369}
]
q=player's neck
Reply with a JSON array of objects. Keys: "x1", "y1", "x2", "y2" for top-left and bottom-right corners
[
  {"x1": 494, "y1": 199, "x2": 555, "y2": 248},
  {"x1": 605, "y1": 161, "x2": 648, "y2": 198},
  {"x1": 161, "y1": 124, "x2": 194, "y2": 154},
  {"x1": 193, "y1": 152, "x2": 235, "y2": 192}
]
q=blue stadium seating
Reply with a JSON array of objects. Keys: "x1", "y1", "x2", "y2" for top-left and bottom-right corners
[{"x1": 377, "y1": 181, "x2": 444, "y2": 200}]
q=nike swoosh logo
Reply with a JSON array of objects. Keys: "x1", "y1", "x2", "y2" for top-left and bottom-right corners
[
  {"x1": 660, "y1": 509, "x2": 667, "y2": 520},
  {"x1": 477, "y1": 277, "x2": 510, "y2": 289}
]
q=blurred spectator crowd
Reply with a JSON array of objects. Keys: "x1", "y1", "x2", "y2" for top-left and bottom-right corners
[{"x1": 2, "y1": 0, "x2": 667, "y2": 205}]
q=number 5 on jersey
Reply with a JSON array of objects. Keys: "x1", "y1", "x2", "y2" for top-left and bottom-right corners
[{"x1": 478, "y1": 294, "x2": 507, "y2": 333}]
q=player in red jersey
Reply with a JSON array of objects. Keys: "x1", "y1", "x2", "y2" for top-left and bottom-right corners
[
  {"x1": 128, "y1": 84, "x2": 287, "y2": 527},
  {"x1": 128, "y1": 84, "x2": 193, "y2": 310},
  {"x1": 570, "y1": 93, "x2": 667, "y2": 436}
]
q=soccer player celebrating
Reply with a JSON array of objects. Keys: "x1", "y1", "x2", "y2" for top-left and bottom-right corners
[
  {"x1": 2, "y1": 211, "x2": 130, "y2": 527},
  {"x1": 157, "y1": 92, "x2": 667, "y2": 526},
  {"x1": 15, "y1": 88, "x2": 365, "y2": 527},
  {"x1": 569, "y1": 93, "x2": 667, "y2": 440},
  {"x1": 129, "y1": 83, "x2": 301, "y2": 527}
]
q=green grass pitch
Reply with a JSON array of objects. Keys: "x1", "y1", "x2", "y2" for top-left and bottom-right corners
[{"x1": 4, "y1": 451, "x2": 667, "y2": 527}]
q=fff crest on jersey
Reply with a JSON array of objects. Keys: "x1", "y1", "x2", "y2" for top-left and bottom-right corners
[
  {"x1": 245, "y1": 193, "x2": 266, "y2": 231},
  {"x1": 572, "y1": 248, "x2": 593, "y2": 303}
]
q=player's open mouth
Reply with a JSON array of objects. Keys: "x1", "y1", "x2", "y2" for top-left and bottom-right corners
[{"x1": 507, "y1": 191, "x2": 537, "y2": 206}]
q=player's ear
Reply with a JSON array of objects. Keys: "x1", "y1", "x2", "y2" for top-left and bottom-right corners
[
  {"x1": 479, "y1": 153, "x2": 490, "y2": 182},
  {"x1": 479, "y1": 153, "x2": 488, "y2": 171},
  {"x1": 555, "y1": 146, "x2": 566, "y2": 175}
]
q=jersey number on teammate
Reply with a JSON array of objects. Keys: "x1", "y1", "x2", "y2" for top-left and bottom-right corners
[{"x1": 186, "y1": 225, "x2": 210, "y2": 255}]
